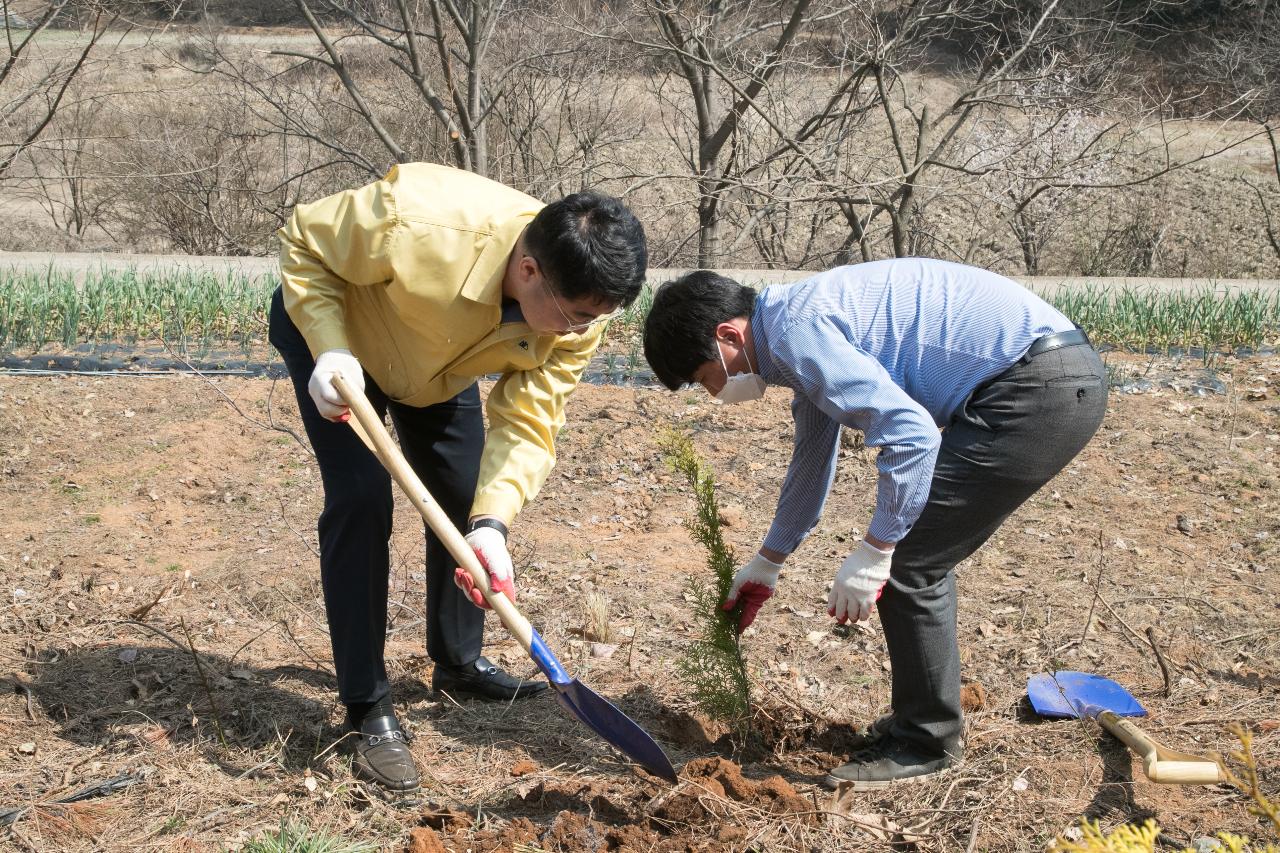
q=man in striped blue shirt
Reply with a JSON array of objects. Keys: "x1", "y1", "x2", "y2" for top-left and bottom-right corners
[{"x1": 644, "y1": 258, "x2": 1107, "y2": 789}]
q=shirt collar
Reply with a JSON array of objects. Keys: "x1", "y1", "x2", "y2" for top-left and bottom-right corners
[{"x1": 749, "y1": 299, "x2": 785, "y2": 386}]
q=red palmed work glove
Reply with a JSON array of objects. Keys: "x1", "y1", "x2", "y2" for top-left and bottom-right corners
[
  {"x1": 721, "y1": 552, "x2": 784, "y2": 633},
  {"x1": 828, "y1": 540, "x2": 894, "y2": 624},
  {"x1": 453, "y1": 525, "x2": 517, "y2": 610}
]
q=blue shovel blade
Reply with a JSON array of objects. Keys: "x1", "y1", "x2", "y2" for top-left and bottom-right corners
[
  {"x1": 529, "y1": 629, "x2": 678, "y2": 783},
  {"x1": 1028, "y1": 671, "x2": 1147, "y2": 719}
]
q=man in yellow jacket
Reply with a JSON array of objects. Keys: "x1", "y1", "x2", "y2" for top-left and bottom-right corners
[{"x1": 267, "y1": 163, "x2": 647, "y2": 791}]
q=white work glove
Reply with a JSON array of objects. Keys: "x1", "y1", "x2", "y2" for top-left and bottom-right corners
[
  {"x1": 307, "y1": 348, "x2": 364, "y2": 422},
  {"x1": 721, "y1": 552, "x2": 784, "y2": 633},
  {"x1": 453, "y1": 525, "x2": 517, "y2": 610},
  {"x1": 828, "y1": 540, "x2": 895, "y2": 624}
]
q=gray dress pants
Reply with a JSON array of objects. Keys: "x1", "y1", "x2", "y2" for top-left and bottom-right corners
[{"x1": 881, "y1": 342, "x2": 1108, "y2": 757}]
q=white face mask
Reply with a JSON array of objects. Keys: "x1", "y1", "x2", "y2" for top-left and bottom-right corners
[{"x1": 715, "y1": 342, "x2": 766, "y2": 404}]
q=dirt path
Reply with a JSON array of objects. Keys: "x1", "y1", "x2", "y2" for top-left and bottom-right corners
[
  {"x1": 4, "y1": 250, "x2": 1280, "y2": 296},
  {"x1": 0, "y1": 353, "x2": 1277, "y2": 851}
]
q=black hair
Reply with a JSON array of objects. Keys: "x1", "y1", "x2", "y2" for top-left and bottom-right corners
[
  {"x1": 643, "y1": 270, "x2": 758, "y2": 391},
  {"x1": 523, "y1": 191, "x2": 647, "y2": 308}
]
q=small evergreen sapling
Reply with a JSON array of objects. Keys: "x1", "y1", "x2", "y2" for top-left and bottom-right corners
[{"x1": 660, "y1": 429, "x2": 754, "y2": 737}]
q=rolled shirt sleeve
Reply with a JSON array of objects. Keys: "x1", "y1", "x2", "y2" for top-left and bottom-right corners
[
  {"x1": 470, "y1": 325, "x2": 603, "y2": 525},
  {"x1": 770, "y1": 315, "x2": 941, "y2": 547}
]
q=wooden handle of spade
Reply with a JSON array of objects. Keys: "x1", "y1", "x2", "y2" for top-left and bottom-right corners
[
  {"x1": 330, "y1": 375, "x2": 536, "y2": 651},
  {"x1": 1097, "y1": 711, "x2": 1224, "y2": 785}
]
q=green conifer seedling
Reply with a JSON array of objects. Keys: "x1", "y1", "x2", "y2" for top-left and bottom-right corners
[{"x1": 660, "y1": 429, "x2": 754, "y2": 739}]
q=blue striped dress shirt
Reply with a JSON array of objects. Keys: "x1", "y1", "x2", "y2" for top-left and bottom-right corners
[{"x1": 751, "y1": 258, "x2": 1074, "y2": 554}]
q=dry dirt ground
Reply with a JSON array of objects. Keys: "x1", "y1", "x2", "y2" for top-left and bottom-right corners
[{"x1": 1, "y1": 354, "x2": 1278, "y2": 852}]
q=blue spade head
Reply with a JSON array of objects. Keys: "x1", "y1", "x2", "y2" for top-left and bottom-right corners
[
  {"x1": 529, "y1": 629, "x2": 678, "y2": 783},
  {"x1": 1027, "y1": 671, "x2": 1147, "y2": 719}
]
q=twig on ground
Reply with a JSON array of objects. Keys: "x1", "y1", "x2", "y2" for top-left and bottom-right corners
[
  {"x1": 1144, "y1": 626, "x2": 1174, "y2": 697},
  {"x1": 9, "y1": 673, "x2": 35, "y2": 721},
  {"x1": 227, "y1": 623, "x2": 281, "y2": 670},
  {"x1": 965, "y1": 815, "x2": 981, "y2": 853},
  {"x1": 118, "y1": 619, "x2": 187, "y2": 653},
  {"x1": 278, "y1": 497, "x2": 319, "y2": 557},
  {"x1": 279, "y1": 617, "x2": 335, "y2": 677},
  {"x1": 178, "y1": 618, "x2": 229, "y2": 749},
  {"x1": 266, "y1": 377, "x2": 310, "y2": 454},
  {"x1": 126, "y1": 582, "x2": 176, "y2": 621},
  {"x1": 160, "y1": 337, "x2": 310, "y2": 453},
  {"x1": 1096, "y1": 595, "x2": 1148, "y2": 653},
  {"x1": 1060, "y1": 531, "x2": 1106, "y2": 653}
]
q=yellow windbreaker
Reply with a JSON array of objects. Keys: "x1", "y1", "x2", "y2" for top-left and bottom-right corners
[{"x1": 278, "y1": 162, "x2": 604, "y2": 525}]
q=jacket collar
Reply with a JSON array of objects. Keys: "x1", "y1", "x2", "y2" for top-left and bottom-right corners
[{"x1": 460, "y1": 214, "x2": 536, "y2": 305}]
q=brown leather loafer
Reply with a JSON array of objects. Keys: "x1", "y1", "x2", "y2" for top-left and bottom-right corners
[{"x1": 348, "y1": 713, "x2": 420, "y2": 791}]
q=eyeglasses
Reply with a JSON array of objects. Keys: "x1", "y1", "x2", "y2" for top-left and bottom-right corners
[{"x1": 539, "y1": 274, "x2": 623, "y2": 332}]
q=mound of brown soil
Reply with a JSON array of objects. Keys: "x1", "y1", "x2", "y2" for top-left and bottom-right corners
[{"x1": 653, "y1": 757, "x2": 816, "y2": 826}]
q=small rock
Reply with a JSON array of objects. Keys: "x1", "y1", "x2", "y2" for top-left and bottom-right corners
[
  {"x1": 16, "y1": 742, "x2": 35, "y2": 756},
  {"x1": 960, "y1": 682, "x2": 987, "y2": 712},
  {"x1": 1012, "y1": 775, "x2": 1029, "y2": 792},
  {"x1": 420, "y1": 805, "x2": 473, "y2": 831},
  {"x1": 510, "y1": 759, "x2": 538, "y2": 777},
  {"x1": 407, "y1": 827, "x2": 448, "y2": 853},
  {"x1": 717, "y1": 504, "x2": 745, "y2": 528},
  {"x1": 1176, "y1": 514, "x2": 1195, "y2": 536},
  {"x1": 716, "y1": 825, "x2": 747, "y2": 842},
  {"x1": 589, "y1": 642, "x2": 617, "y2": 659}
]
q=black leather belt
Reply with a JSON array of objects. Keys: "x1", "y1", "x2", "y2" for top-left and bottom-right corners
[{"x1": 1021, "y1": 328, "x2": 1091, "y2": 362}]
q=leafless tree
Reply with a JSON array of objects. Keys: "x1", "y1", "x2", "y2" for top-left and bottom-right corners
[
  {"x1": 1197, "y1": 4, "x2": 1280, "y2": 260},
  {"x1": 607, "y1": 0, "x2": 847, "y2": 267},
  {"x1": 610, "y1": 0, "x2": 1261, "y2": 271},
  {"x1": 22, "y1": 88, "x2": 118, "y2": 237},
  {"x1": 1, "y1": 2, "x2": 120, "y2": 179}
]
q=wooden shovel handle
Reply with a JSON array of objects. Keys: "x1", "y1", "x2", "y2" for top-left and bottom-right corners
[
  {"x1": 331, "y1": 375, "x2": 536, "y2": 651},
  {"x1": 1097, "y1": 711, "x2": 1224, "y2": 785}
]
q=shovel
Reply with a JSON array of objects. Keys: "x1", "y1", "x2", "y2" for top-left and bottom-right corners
[
  {"x1": 331, "y1": 376, "x2": 678, "y2": 784},
  {"x1": 1027, "y1": 671, "x2": 1223, "y2": 785}
]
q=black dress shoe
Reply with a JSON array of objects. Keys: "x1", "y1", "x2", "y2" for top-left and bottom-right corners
[
  {"x1": 823, "y1": 734, "x2": 962, "y2": 791},
  {"x1": 347, "y1": 713, "x2": 420, "y2": 791},
  {"x1": 431, "y1": 656, "x2": 548, "y2": 701}
]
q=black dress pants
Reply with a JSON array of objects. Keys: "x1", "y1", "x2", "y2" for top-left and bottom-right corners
[{"x1": 268, "y1": 288, "x2": 485, "y2": 706}]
